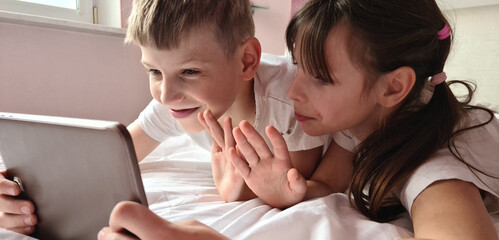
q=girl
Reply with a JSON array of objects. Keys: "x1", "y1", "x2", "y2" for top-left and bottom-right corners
[
  {"x1": 99, "y1": 0, "x2": 499, "y2": 239},
  {"x1": 229, "y1": 0, "x2": 499, "y2": 239}
]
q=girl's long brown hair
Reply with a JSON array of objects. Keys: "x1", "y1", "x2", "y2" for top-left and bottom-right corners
[{"x1": 287, "y1": 0, "x2": 495, "y2": 222}]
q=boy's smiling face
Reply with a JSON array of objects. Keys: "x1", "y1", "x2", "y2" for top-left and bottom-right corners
[{"x1": 140, "y1": 27, "x2": 245, "y2": 133}]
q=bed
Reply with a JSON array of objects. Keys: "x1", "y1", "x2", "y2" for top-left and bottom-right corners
[{"x1": 1, "y1": 132, "x2": 498, "y2": 239}]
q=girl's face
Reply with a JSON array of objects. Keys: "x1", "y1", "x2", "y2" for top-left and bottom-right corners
[{"x1": 287, "y1": 27, "x2": 384, "y2": 141}]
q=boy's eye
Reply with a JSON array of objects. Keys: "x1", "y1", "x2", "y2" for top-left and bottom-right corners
[
  {"x1": 147, "y1": 69, "x2": 162, "y2": 80},
  {"x1": 148, "y1": 69, "x2": 161, "y2": 76},
  {"x1": 182, "y1": 69, "x2": 199, "y2": 75}
]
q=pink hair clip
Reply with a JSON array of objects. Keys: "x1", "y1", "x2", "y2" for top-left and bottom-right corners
[
  {"x1": 437, "y1": 23, "x2": 451, "y2": 40},
  {"x1": 431, "y1": 72, "x2": 447, "y2": 85}
]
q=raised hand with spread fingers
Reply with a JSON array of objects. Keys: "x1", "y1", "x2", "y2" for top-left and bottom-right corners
[
  {"x1": 197, "y1": 110, "x2": 256, "y2": 202},
  {"x1": 230, "y1": 121, "x2": 355, "y2": 209},
  {"x1": 229, "y1": 121, "x2": 307, "y2": 208}
]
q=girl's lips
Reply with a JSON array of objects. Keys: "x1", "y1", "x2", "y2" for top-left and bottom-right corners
[
  {"x1": 169, "y1": 107, "x2": 199, "y2": 119},
  {"x1": 294, "y1": 113, "x2": 314, "y2": 122}
]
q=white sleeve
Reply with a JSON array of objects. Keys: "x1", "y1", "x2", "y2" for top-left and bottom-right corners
[
  {"x1": 135, "y1": 100, "x2": 184, "y2": 142},
  {"x1": 398, "y1": 113, "x2": 499, "y2": 215},
  {"x1": 282, "y1": 120, "x2": 327, "y2": 151},
  {"x1": 398, "y1": 150, "x2": 499, "y2": 215},
  {"x1": 332, "y1": 131, "x2": 357, "y2": 152}
]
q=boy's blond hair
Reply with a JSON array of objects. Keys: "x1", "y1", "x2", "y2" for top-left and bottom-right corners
[{"x1": 126, "y1": 0, "x2": 255, "y2": 57}]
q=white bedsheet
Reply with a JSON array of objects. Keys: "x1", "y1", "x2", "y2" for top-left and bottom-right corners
[
  {"x1": 1, "y1": 134, "x2": 498, "y2": 239},
  {"x1": 139, "y1": 152, "x2": 416, "y2": 239}
]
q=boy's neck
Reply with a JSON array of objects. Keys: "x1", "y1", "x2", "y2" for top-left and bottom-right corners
[{"x1": 222, "y1": 79, "x2": 256, "y2": 127}]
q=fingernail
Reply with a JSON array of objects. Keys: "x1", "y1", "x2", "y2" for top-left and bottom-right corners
[
  {"x1": 98, "y1": 229, "x2": 105, "y2": 240},
  {"x1": 21, "y1": 206, "x2": 30, "y2": 214},
  {"x1": 8, "y1": 188, "x2": 16, "y2": 196},
  {"x1": 24, "y1": 217, "x2": 32, "y2": 226},
  {"x1": 24, "y1": 226, "x2": 34, "y2": 234}
]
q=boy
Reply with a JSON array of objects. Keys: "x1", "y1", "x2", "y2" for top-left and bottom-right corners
[
  {"x1": 0, "y1": 0, "x2": 326, "y2": 234},
  {"x1": 126, "y1": 0, "x2": 326, "y2": 201}
]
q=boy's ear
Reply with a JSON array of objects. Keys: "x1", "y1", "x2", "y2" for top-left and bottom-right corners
[
  {"x1": 240, "y1": 37, "x2": 261, "y2": 81},
  {"x1": 380, "y1": 66, "x2": 416, "y2": 108}
]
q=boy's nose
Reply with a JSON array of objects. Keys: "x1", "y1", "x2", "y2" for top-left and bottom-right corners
[{"x1": 160, "y1": 78, "x2": 183, "y2": 104}]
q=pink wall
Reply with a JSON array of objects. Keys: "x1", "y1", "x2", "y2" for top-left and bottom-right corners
[
  {"x1": 120, "y1": 0, "x2": 132, "y2": 28},
  {"x1": 0, "y1": 22, "x2": 151, "y2": 125},
  {"x1": 292, "y1": 0, "x2": 308, "y2": 15},
  {"x1": 252, "y1": 0, "x2": 309, "y2": 54},
  {"x1": 252, "y1": 0, "x2": 292, "y2": 55}
]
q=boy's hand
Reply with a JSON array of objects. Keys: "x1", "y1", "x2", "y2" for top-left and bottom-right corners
[
  {"x1": 230, "y1": 121, "x2": 307, "y2": 208},
  {"x1": 98, "y1": 201, "x2": 228, "y2": 240},
  {"x1": 0, "y1": 170, "x2": 37, "y2": 235},
  {"x1": 197, "y1": 110, "x2": 255, "y2": 202}
]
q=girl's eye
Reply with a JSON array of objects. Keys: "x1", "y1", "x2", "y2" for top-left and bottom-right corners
[
  {"x1": 182, "y1": 69, "x2": 199, "y2": 75},
  {"x1": 314, "y1": 75, "x2": 333, "y2": 86}
]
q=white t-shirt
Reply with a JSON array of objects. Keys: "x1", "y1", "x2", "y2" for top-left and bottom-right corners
[
  {"x1": 335, "y1": 109, "x2": 499, "y2": 215},
  {"x1": 135, "y1": 53, "x2": 326, "y2": 152},
  {"x1": 399, "y1": 109, "x2": 499, "y2": 215}
]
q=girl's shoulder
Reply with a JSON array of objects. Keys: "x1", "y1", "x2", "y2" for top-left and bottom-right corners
[
  {"x1": 398, "y1": 108, "x2": 499, "y2": 216},
  {"x1": 459, "y1": 108, "x2": 499, "y2": 142}
]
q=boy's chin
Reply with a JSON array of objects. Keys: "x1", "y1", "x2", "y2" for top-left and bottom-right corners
[{"x1": 178, "y1": 122, "x2": 205, "y2": 133}]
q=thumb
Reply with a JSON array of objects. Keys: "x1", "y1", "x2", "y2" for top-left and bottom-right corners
[{"x1": 287, "y1": 168, "x2": 307, "y2": 196}]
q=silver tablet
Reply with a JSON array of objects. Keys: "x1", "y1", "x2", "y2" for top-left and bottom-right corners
[{"x1": 0, "y1": 112, "x2": 148, "y2": 240}]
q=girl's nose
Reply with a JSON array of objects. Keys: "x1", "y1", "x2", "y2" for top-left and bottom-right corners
[{"x1": 287, "y1": 70, "x2": 307, "y2": 103}]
